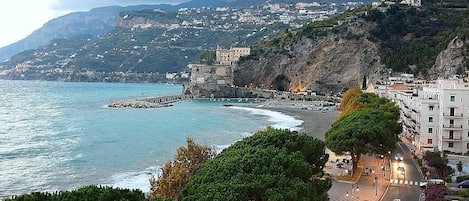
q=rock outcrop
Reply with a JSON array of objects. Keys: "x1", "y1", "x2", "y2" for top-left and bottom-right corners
[
  {"x1": 234, "y1": 18, "x2": 384, "y2": 94},
  {"x1": 428, "y1": 35, "x2": 469, "y2": 79}
]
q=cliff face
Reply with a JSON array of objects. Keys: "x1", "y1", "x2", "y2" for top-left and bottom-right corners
[
  {"x1": 428, "y1": 35, "x2": 469, "y2": 79},
  {"x1": 117, "y1": 14, "x2": 157, "y2": 29},
  {"x1": 234, "y1": 18, "x2": 384, "y2": 93}
]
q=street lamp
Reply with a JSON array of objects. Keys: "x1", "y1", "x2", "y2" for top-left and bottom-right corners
[{"x1": 374, "y1": 176, "x2": 378, "y2": 196}]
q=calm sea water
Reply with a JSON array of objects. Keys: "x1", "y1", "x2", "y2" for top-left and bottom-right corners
[{"x1": 0, "y1": 80, "x2": 302, "y2": 197}]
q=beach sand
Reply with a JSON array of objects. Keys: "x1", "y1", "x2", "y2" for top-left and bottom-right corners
[
  {"x1": 238, "y1": 99, "x2": 340, "y2": 140},
  {"x1": 265, "y1": 107, "x2": 339, "y2": 140}
]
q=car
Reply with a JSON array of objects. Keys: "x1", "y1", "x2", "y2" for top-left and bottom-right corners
[
  {"x1": 397, "y1": 166, "x2": 405, "y2": 175},
  {"x1": 458, "y1": 180, "x2": 469, "y2": 188},
  {"x1": 395, "y1": 153, "x2": 403, "y2": 161},
  {"x1": 419, "y1": 179, "x2": 446, "y2": 188}
]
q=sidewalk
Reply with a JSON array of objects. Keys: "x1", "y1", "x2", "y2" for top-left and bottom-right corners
[{"x1": 327, "y1": 153, "x2": 391, "y2": 201}]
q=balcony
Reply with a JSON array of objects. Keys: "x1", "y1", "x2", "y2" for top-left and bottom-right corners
[
  {"x1": 442, "y1": 124, "x2": 463, "y2": 130},
  {"x1": 442, "y1": 136, "x2": 462, "y2": 141},
  {"x1": 442, "y1": 113, "x2": 463, "y2": 118}
]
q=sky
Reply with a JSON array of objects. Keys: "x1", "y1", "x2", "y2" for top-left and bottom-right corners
[{"x1": 0, "y1": 0, "x2": 188, "y2": 48}]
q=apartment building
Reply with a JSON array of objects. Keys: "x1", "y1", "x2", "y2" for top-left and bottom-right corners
[
  {"x1": 215, "y1": 46, "x2": 251, "y2": 65},
  {"x1": 391, "y1": 79, "x2": 469, "y2": 154}
]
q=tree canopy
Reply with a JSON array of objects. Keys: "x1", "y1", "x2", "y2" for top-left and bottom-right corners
[
  {"x1": 325, "y1": 107, "x2": 399, "y2": 173},
  {"x1": 5, "y1": 185, "x2": 146, "y2": 201},
  {"x1": 179, "y1": 128, "x2": 331, "y2": 201},
  {"x1": 149, "y1": 138, "x2": 215, "y2": 200},
  {"x1": 337, "y1": 87, "x2": 363, "y2": 120}
]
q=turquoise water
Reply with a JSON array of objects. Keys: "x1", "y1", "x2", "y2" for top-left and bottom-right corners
[{"x1": 0, "y1": 80, "x2": 302, "y2": 197}]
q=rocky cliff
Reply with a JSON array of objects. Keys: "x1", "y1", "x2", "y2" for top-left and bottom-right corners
[
  {"x1": 428, "y1": 35, "x2": 469, "y2": 79},
  {"x1": 234, "y1": 18, "x2": 384, "y2": 93}
]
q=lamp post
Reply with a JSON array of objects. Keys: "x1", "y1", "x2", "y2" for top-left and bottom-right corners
[{"x1": 374, "y1": 176, "x2": 378, "y2": 196}]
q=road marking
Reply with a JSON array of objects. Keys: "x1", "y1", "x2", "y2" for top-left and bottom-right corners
[{"x1": 390, "y1": 179, "x2": 423, "y2": 186}]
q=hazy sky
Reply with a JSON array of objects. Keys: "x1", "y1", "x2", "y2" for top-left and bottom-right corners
[{"x1": 0, "y1": 0, "x2": 189, "y2": 48}]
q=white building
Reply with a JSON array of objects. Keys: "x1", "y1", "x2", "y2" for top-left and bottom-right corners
[
  {"x1": 392, "y1": 79, "x2": 469, "y2": 154},
  {"x1": 215, "y1": 46, "x2": 250, "y2": 65}
]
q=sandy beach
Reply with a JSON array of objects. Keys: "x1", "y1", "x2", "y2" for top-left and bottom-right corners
[
  {"x1": 263, "y1": 106, "x2": 339, "y2": 140},
  {"x1": 238, "y1": 100, "x2": 340, "y2": 140},
  {"x1": 259, "y1": 107, "x2": 339, "y2": 140}
]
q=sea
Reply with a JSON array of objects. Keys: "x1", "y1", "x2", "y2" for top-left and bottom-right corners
[{"x1": 0, "y1": 80, "x2": 303, "y2": 197}]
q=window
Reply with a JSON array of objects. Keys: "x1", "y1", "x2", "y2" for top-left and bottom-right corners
[
  {"x1": 449, "y1": 142, "x2": 454, "y2": 148},
  {"x1": 428, "y1": 128, "x2": 433, "y2": 133},
  {"x1": 429, "y1": 106, "x2": 434, "y2": 111},
  {"x1": 428, "y1": 139, "x2": 433, "y2": 144},
  {"x1": 450, "y1": 95, "x2": 455, "y2": 102},
  {"x1": 450, "y1": 108, "x2": 455, "y2": 116},
  {"x1": 467, "y1": 143, "x2": 469, "y2": 149},
  {"x1": 449, "y1": 131, "x2": 454, "y2": 139},
  {"x1": 429, "y1": 117, "x2": 433, "y2": 123}
]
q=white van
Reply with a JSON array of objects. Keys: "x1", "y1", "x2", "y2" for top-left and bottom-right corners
[{"x1": 419, "y1": 179, "x2": 446, "y2": 188}]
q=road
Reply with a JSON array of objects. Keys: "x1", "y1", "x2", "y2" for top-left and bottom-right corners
[{"x1": 382, "y1": 142, "x2": 424, "y2": 201}]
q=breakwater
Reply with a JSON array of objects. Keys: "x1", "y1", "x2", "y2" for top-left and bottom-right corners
[{"x1": 108, "y1": 95, "x2": 193, "y2": 108}]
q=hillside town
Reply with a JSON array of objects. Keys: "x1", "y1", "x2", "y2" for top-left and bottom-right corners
[{"x1": 0, "y1": 1, "x2": 370, "y2": 82}]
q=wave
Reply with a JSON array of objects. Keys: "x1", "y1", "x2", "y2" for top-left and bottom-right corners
[
  {"x1": 110, "y1": 166, "x2": 161, "y2": 193},
  {"x1": 229, "y1": 106, "x2": 303, "y2": 131},
  {"x1": 109, "y1": 107, "x2": 303, "y2": 193}
]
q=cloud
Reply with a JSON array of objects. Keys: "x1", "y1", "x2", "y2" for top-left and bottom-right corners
[{"x1": 50, "y1": 0, "x2": 189, "y2": 11}]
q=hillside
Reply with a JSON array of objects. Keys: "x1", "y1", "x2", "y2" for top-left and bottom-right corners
[
  {"x1": 234, "y1": 2, "x2": 469, "y2": 93},
  {"x1": 0, "y1": 0, "x2": 364, "y2": 82},
  {"x1": 0, "y1": 1, "x2": 232, "y2": 62}
]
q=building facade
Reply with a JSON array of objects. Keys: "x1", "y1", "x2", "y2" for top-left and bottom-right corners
[
  {"x1": 391, "y1": 79, "x2": 469, "y2": 154},
  {"x1": 215, "y1": 46, "x2": 251, "y2": 65}
]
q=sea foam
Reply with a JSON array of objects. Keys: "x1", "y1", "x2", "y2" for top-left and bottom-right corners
[
  {"x1": 110, "y1": 105, "x2": 303, "y2": 193},
  {"x1": 229, "y1": 106, "x2": 303, "y2": 131}
]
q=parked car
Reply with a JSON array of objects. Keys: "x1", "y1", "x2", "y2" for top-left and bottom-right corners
[
  {"x1": 458, "y1": 180, "x2": 469, "y2": 188},
  {"x1": 395, "y1": 153, "x2": 403, "y2": 161},
  {"x1": 420, "y1": 179, "x2": 446, "y2": 188},
  {"x1": 397, "y1": 166, "x2": 405, "y2": 175}
]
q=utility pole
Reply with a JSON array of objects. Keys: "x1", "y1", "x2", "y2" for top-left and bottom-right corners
[{"x1": 374, "y1": 176, "x2": 378, "y2": 196}]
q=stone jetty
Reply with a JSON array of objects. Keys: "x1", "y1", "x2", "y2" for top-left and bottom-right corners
[{"x1": 108, "y1": 95, "x2": 191, "y2": 108}]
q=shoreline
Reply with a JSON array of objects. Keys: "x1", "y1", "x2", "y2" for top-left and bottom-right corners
[{"x1": 234, "y1": 101, "x2": 339, "y2": 141}]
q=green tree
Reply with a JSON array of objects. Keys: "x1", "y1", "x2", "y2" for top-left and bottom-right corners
[
  {"x1": 179, "y1": 128, "x2": 331, "y2": 201},
  {"x1": 457, "y1": 161, "x2": 463, "y2": 174},
  {"x1": 423, "y1": 151, "x2": 453, "y2": 179},
  {"x1": 149, "y1": 138, "x2": 215, "y2": 200},
  {"x1": 325, "y1": 108, "x2": 399, "y2": 175},
  {"x1": 5, "y1": 185, "x2": 147, "y2": 201},
  {"x1": 199, "y1": 51, "x2": 216, "y2": 65},
  {"x1": 358, "y1": 93, "x2": 400, "y2": 121}
]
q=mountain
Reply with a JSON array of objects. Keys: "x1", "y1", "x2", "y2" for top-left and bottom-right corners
[
  {"x1": 0, "y1": 0, "x2": 366, "y2": 82},
  {"x1": 232, "y1": 2, "x2": 469, "y2": 93},
  {"x1": 4, "y1": 0, "x2": 464, "y2": 92},
  {"x1": 0, "y1": 1, "x2": 235, "y2": 62}
]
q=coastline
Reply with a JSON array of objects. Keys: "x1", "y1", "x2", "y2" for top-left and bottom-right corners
[
  {"x1": 233, "y1": 100, "x2": 339, "y2": 140},
  {"x1": 264, "y1": 106, "x2": 339, "y2": 140}
]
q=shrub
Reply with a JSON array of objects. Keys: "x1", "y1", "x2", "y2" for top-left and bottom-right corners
[{"x1": 456, "y1": 175, "x2": 469, "y2": 183}]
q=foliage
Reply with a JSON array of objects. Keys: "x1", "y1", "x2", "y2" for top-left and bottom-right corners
[
  {"x1": 5, "y1": 185, "x2": 146, "y2": 201},
  {"x1": 325, "y1": 107, "x2": 399, "y2": 174},
  {"x1": 358, "y1": 93, "x2": 400, "y2": 122},
  {"x1": 179, "y1": 128, "x2": 331, "y2": 201},
  {"x1": 337, "y1": 87, "x2": 363, "y2": 120},
  {"x1": 424, "y1": 184, "x2": 446, "y2": 201},
  {"x1": 198, "y1": 51, "x2": 216, "y2": 65},
  {"x1": 149, "y1": 138, "x2": 215, "y2": 200},
  {"x1": 365, "y1": 4, "x2": 468, "y2": 74},
  {"x1": 423, "y1": 151, "x2": 452, "y2": 178},
  {"x1": 456, "y1": 175, "x2": 469, "y2": 183},
  {"x1": 457, "y1": 161, "x2": 463, "y2": 173},
  {"x1": 457, "y1": 189, "x2": 469, "y2": 198}
]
